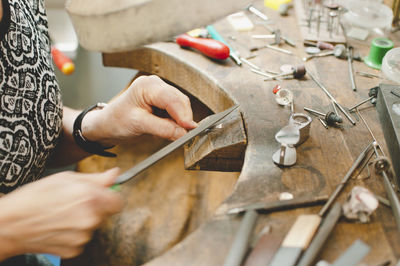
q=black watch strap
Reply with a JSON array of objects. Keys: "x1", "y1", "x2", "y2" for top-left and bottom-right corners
[{"x1": 73, "y1": 103, "x2": 116, "y2": 157}]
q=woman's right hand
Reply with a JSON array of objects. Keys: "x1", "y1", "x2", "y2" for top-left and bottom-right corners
[{"x1": 0, "y1": 168, "x2": 123, "y2": 261}]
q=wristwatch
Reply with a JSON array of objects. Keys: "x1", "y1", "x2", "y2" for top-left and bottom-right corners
[{"x1": 73, "y1": 103, "x2": 116, "y2": 157}]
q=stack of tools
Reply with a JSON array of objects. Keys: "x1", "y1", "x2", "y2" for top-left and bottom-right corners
[{"x1": 293, "y1": 0, "x2": 346, "y2": 43}]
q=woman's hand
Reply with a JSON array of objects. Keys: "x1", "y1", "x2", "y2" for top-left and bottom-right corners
[
  {"x1": 81, "y1": 75, "x2": 197, "y2": 146},
  {"x1": 0, "y1": 169, "x2": 123, "y2": 260}
]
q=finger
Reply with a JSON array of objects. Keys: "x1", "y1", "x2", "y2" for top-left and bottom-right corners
[
  {"x1": 77, "y1": 168, "x2": 121, "y2": 187},
  {"x1": 139, "y1": 112, "x2": 188, "y2": 140},
  {"x1": 143, "y1": 76, "x2": 197, "y2": 129},
  {"x1": 33, "y1": 230, "x2": 93, "y2": 248},
  {"x1": 72, "y1": 169, "x2": 123, "y2": 214},
  {"x1": 47, "y1": 245, "x2": 85, "y2": 259},
  {"x1": 98, "y1": 189, "x2": 124, "y2": 215}
]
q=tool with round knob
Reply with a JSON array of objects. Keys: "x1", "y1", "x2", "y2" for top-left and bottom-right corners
[
  {"x1": 349, "y1": 86, "x2": 379, "y2": 111},
  {"x1": 372, "y1": 156, "x2": 391, "y2": 174},
  {"x1": 264, "y1": 65, "x2": 306, "y2": 81},
  {"x1": 304, "y1": 40, "x2": 335, "y2": 50},
  {"x1": 303, "y1": 44, "x2": 345, "y2": 61},
  {"x1": 304, "y1": 107, "x2": 342, "y2": 125},
  {"x1": 307, "y1": 70, "x2": 356, "y2": 125}
]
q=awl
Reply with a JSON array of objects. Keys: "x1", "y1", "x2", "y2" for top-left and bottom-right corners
[{"x1": 115, "y1": 105, "x2": 239, "y2": 184}]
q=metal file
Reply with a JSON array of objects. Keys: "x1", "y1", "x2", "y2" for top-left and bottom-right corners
[{"x1": 115, "y1": 105, "x2": 239, "y2": 185}]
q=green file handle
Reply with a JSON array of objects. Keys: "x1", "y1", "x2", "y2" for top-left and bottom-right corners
[{"x1": 206, "y1": 25, "x2": 232, "y2": 53}]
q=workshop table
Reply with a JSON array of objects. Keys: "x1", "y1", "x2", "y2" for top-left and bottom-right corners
[{"x1": 63, "y1": 1, "x2": 400, "y2": 266}]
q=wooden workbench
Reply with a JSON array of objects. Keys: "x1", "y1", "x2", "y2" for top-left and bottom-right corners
[{"x1": 63, "y1": 1, "x2": 400, "y2": 265}]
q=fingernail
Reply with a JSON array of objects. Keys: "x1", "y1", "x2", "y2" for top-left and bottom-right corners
[
  {"x1": 190, "y1": 121, "x2": 198, "y2": 128},
  {"x1": 173, "y1": 127, "x2": 187, "y2": 140}
]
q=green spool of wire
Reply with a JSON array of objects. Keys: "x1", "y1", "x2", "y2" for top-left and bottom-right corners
[{"x1": 364, "y1": 37, "x2": 394, "y2": 69}]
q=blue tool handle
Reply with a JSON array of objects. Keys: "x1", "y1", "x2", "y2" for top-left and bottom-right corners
[
  {"x1": 206, "y1": 25, "x2": 242, "y2": 66},
  {"x1": 206, "y1": 25, "x2": 228, "y2": 46}
]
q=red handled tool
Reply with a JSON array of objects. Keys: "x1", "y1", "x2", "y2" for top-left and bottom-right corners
[
  {"x1": 175, "y1": 34, "x2": 230, "y2": 60},
  {"x1": 51, "y1": 46, "x2": 75, "y2": 75}
]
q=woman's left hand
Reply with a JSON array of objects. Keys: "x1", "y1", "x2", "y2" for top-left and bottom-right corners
[{"x1": 81, "y1": 75, "x2": 197, "y2": 146}]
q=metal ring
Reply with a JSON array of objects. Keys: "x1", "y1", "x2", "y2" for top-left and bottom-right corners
[
  {"x1": 289, "y1": 113, "x2": 312, "y2": 146},
  {"x1": 372, "y1": 156, "x2": 391, "y2": 174}
]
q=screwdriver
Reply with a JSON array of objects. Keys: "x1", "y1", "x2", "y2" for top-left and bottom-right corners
[
  {"x1": 175, "y1": 34, "x2": 230, "y2": 60},
  {"x1": 206, "y1": 25, "x2": 242, "y2": 66}
]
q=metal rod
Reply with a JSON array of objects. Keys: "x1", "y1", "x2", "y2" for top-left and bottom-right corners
[
  {"x1": 318, "y1": 117, "x2": 329, "y2": 129},
  {"x1": 381, "y1": 170, "x2": 400, "y2": 232},
  {"x1": 317, "y1": 14, "x2": 321, "y2": 37},
  {"x1": 283, "y1": 36, "x2": 296, "y2": 47},
  {"x1": 302, "y1": 50, "x2": 334, "y2": 61},
  {"x1": 291, "y1": 99, "x2": 294, "y2": 114},
  {"x1": 241, "y1": 57, "x2": 261, "y2": 71},
  {"x1": 331, "y1": 100, "x2": 339, "y2": 116},
  {"x1": 349, "y1": 96, "x2": 374, "y2": 111},
  {"x1": 247, "y1": 5, "x2": 268, "y2": 21},
  {"x1": 230, "y1": 52, "x2": 243, "y2": 66},
  {"x1": 264, "y1": 72, "x2": 292, "y2": 81},
  {"x1": 308, "y1": 71, "x2": 356, "y2": 125},
  {"x1": 297, "y1": 203, "x2": 342, "y2": 266},
  {"x1": 304, "y1": 107, "x2": 325, "y2": 116},
  {"x1": 356, "y1": 108, "x2": 378, "y2": 144},
  {"x1": 250, "y1": 68, "x2": 273, "y2": 78},
  {"x1": 308, "y1": 70, "x2": 336, "y2": 102},
  {"x1": 334, "y1": 101, "x2": 356, "y2": 125},
  {"x1": 223, "y1": 210, "x2": 258, "y2": 266},
  {"x1": 356, "y1": 71, "x2": 381, "y2": 79},
  {"x1": 347, "y1": 46, "x2": 357, "y2": 91},
  {"x1": 376, "y1": 195, "x2": 391, "y2": 207},
  {"x1": 354, "y1": 151, "x2": 375, "y2": 179},
  {"x1": 252, "y1": 34, "x2": 275, "y2": 39},
  {"x1": 258, "y1": 23, "x2": 296, "y2": 47},
  {"x1": 265, "y1": 44, "x2": 293, "y2": 55},
  {"x1": 319, "y1": 142, "x2": 374, "y2": 217}
]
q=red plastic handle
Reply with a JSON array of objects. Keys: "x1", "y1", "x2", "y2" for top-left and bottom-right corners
[
  {"x1": 51, "y1": 46, "x2": 75, "y2": 75},
  {"x1": 176, "y1": 34, "x2": 230, "y2": 60}
]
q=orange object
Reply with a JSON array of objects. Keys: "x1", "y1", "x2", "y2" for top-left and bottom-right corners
[
  {"x1": 51, "y1": 46, "x2": 75, "y2": 75},
  {"x1": 272, "y1": 84, "x2": 281, "y2": 94}
]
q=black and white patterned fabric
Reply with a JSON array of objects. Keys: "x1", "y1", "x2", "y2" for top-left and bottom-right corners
[{"x1": 0, "y1": 0, "x2": 63, "y2": 194}]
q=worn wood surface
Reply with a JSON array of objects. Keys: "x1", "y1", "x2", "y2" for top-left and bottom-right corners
[{"x1": 65, "y1": 1, "x2": 400, "y2": 265}]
